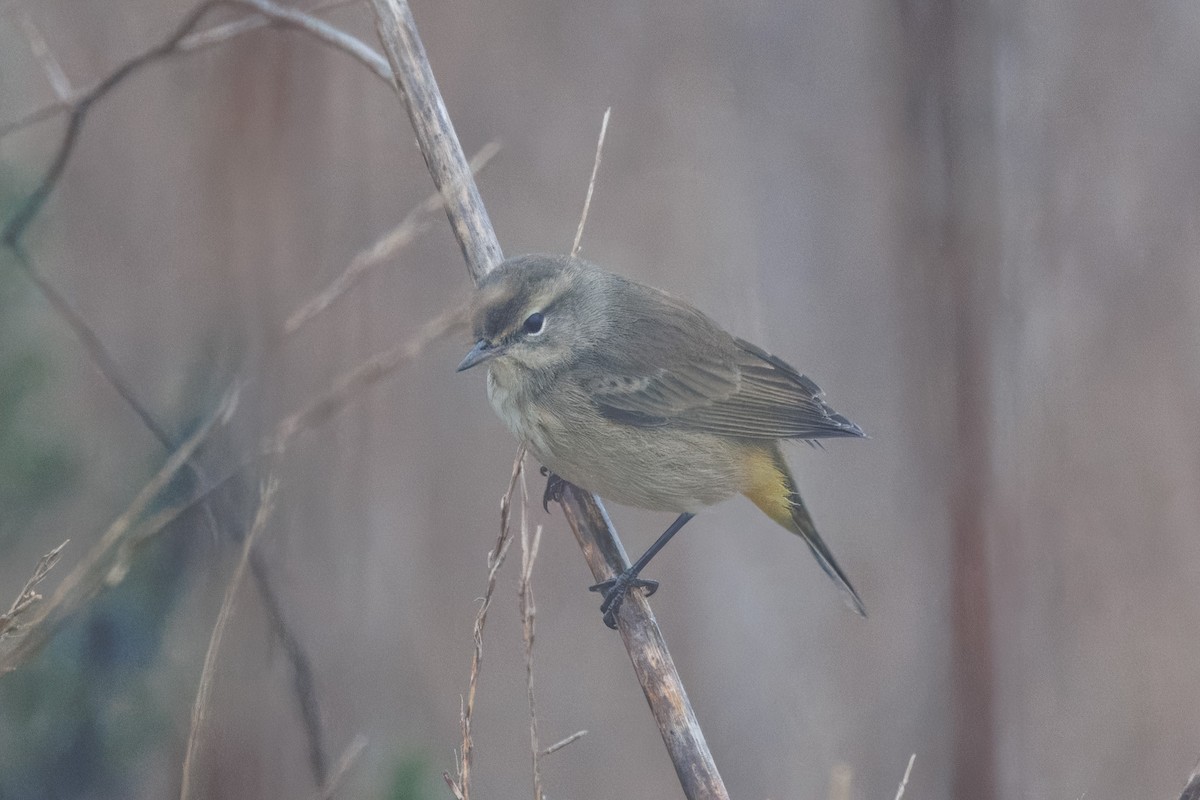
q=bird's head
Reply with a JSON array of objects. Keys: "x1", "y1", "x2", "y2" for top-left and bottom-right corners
[{"x1": 457, "y1": 254, "x2": 606, "y2": 377}]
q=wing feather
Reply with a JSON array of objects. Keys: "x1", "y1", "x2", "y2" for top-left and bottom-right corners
[{"x1": 581, "y1": 285, "x2": 862, "y2": 440}]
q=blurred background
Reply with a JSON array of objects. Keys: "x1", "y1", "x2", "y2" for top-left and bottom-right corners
[{"x1": 2, "y1": 0, "x2": 1199, "y2": 797}]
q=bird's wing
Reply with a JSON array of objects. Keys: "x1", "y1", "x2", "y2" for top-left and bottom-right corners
[
  {"x1": 582, "y1": 300, "x2": 862, "y2": 440},
  {"x1": 580, "y1": 311, "x2": 741, "y2": 425}
]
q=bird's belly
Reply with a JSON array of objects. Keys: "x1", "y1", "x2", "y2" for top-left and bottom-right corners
[
  {"x1": 537, "y1": 418, "x2": 746, "y2": 513},
  {"x1": 487, "y1": 372, "x2": 750, "y2": 512}
]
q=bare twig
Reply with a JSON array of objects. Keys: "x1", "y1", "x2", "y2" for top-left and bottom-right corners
[
  {"x1": 4, "y1": 1, "x2": 216, "y2": 249},
  {"x1": 556, "y1": 490, "x2": 728, "y2": 798},
  {"x1": 539, "y1": 730, "x2": 587, "y2": 758},
  {"x1": 285, "y1": 141, "x2": 501, "y2": 336},
  {"x1": 178, "y1": 0, "x2": 361, "y2": 54},
  {"x1": 270, "y1": 305, "x2": 466, "y2": 452},
  {"x1": 0, "y1": 541, "x2": 69, "y2": 640},
  {"x1": 0, "y1": 385, "x2": 241, "y2": 675},
  {"x1": 446, "y1": 443, "x2": 526, "y2": 800},
  {"x1": 571, "y1": 107, "x2": 611, "y2": 258},
  {"x1": 0, "y1": 0, "x2": 384, "y2": 142},
  {"x1": 2, "y1": 0, "x2": 389, "y2": 249},
  {"x1": 442, "y1": 770, "x2": 464, "y2": 800},
  {"x1": 2, "y1": 3, "x2": 374, "y2": 767},
  {"x1": 180, "y1": 471, "x2": 281, "y2": 800},
  {"x1": 314, "y1": 734, "x2": 369, "y2": 800},
  {"x1": 369, "y1": 0, "x2": 503, "y2": 279},
  {"x1": 0, "y1": 1, "x2": 451, "y2": 790},
  {"x1": 1179, "y1": 758, "x2": 1200, "y2": 800},
  {"x1": 828, "y1": 763, "x2": 852, "y2": 800},
  {"x1": 368, "y1": 3, "x2": 728, "y2": 797},
  {"x1": 894, "y1": 754, "x2": 916, "y2": 800},
  {"x1": 18, "y1": 14, "x2": 73, "y2": 101},
  {"x1": 517, "y1": 464, "x2": 545, "y2": 800}
]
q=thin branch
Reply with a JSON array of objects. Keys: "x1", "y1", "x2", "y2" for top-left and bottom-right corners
[
  {"x1": 0, "y1": 0, "x2": 384, "y2": 141},
  {"x1": 571, "y1": 107, "x2": 610, "y2": 258},
  {"x1": 369, "y1": 0, "x2": 503, "y2": 280},
  {"x1": 0, "y1": 3, "x2": 457, "y2": 790},
  {"x1": 230, "y1": 0, "x2": 390, "y2": 83},
  {"x1": 517, "y1": 464, "x2": 545, "y2": 800},
  {"x1": 269, "y1": 305, "x2": 466, "y2": 452},
  {"x1": 3, "y1": 0, "x2": 216, "y2": 250},
  {"x1": 314, "y1": 735, "x2": 369, "y2": 800},
  {"x1": 0, "y1": 9, "x2": 452, "y2": 782},
  {"x1": 828, "y1": 763, "x2": 852, "y2": 800},
  {"x1": 539, "y1": 730, "x2": 587, "y2": 758},
  {"x1": 18, "y1": 14, "x2": 73, "y2": 101},
  {"x1": 0, "y1": 541, "x2": 69, "y2": 640},
  {"x1": 180, "y1": 470, "x2": 281, "y2": 800},
  {"x1": 0, "y1": 385, "x2": 241, "y2": 675},
  {"x1": 368, "y1": 3, "x2": 728, "y2": 797},
  {"x1": 285, "y1": 141, "x2": 501, "y2": 336},
  {"x1": 1180, "y1": 758, "x2": 1200, "y2": 800},
  {"x1": 2, "y1": 0, "x2": 390, "y2": 249},
  {"x1": 893, "y1": 754, "x2": 915, "y2": 800},
  {"x1": 446, "y1": 443, "x2": 526, "y2": 800},
  {"x1": 178, "y1": 0, "x2": 361, "y2": 54}
]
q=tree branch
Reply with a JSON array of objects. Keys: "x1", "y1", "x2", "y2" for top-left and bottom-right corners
[
  {"x1": 0, "y1": 5, "x2": 418, "y2": 787},
  {"x1": 367, "y1": 2, "x2": 729, "y2": 797},
  {"x1": 369, "y1": 0, "x2": 503, "y2": 278}
]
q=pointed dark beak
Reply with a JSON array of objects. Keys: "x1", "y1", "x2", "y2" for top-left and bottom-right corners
[{"x1": 457, "y1": 339, "x2": 501, "y2": 372}]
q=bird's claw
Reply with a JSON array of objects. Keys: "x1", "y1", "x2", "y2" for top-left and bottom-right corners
[
  {"x1": 588, "y1": 572, "x2": 660, "y2": 629},
  {"x1": 541, "y1": 468, "x2": 568, "y2": 512}
]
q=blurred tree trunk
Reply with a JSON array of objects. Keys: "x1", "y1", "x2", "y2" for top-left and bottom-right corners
[{"x1": 896, "y1": 2, "x2": 1002, "y2": 797}]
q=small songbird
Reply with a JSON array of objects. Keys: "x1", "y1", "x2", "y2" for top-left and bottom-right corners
[{"x1": 458, "y1": 254, "x2": 866, "y2": 628}]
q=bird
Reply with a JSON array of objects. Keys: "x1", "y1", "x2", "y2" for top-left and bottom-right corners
[{"x1": 457, "y1": 253, "x2": 866, "y2": 628}]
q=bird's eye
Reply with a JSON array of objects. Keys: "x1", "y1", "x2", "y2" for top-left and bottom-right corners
[{"x1": 523, "y1": 312, "x2": 545, "y2": 336}]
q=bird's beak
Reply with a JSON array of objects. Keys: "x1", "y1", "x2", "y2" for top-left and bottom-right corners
[{"x1": 457, "y1": 339, "x2": 502, "y2": 372}]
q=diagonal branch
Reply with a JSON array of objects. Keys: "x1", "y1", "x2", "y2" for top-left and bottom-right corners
[
  {"x1": 0, "y1": 541, "x2": 69, "y2": 640},
  {"x1": 0, "y1": 0, "x2": 372, "y2": 141},
  {"x1": 0, "y1": 3, "x2": 426, "y2": 786},
  {"x1": 0, "y1": 385, "x2": 241, "y2": 675},
  {"x1": 2, "y1": 0, "x2": 390, "y2": 251},
  {"x1": 368, "y1": 2, "x2": 729, "y2": 798}
]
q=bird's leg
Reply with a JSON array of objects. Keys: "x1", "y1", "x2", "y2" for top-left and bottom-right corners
[
  {"x1": 540, "y1": 466, "x2": 570, "y2": 512},
  {"x1": 589, "y1": 512, "x2": 695, "y2": 629}
]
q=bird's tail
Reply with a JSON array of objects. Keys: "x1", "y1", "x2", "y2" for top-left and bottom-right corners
[{"x1": 742, "y1": 446, "x2": 867, "y2": 617}]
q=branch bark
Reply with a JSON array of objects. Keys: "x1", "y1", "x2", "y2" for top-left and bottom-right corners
[{"x1": 367, "y1": 2, "x2": 728, "y2": 797}]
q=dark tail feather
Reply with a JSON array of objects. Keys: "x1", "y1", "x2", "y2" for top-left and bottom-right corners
[{"x1": 778, "y1": 462, "x2": 867, "y2": 617}]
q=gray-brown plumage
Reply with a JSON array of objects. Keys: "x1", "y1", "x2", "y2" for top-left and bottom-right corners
[{"x1": 459, "y1": 254, "x2": 866, "y2": 623}]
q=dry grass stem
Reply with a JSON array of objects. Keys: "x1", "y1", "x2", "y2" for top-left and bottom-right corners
[
  {"x1": 894, "y1": 754, "x2": 916, "y2": 800},
  {"x1": 180, "y1": 471, "x2": 281, "y2": 800},
  {"x1": 446, "y1": 443, "x2": 526, "y2": 800},
  {"x1": 369, "y1": 0, "x2": 504, "y2": 280},
  {"x1": 178, "y1": 0, "x2": 361, "y2": 53},
  {"x1": 370, "y1": 3, "x2": 727, "y2": 795},
  {"x1": 0, "y1": 0, "x2": 385, "y2": 142},
  {"x1": 313, "y1": 734, "x2": 369, "y2": 800},
  {"x1": 0, "y1": 541, "x2": 69, "y2": 640},
  {"x1": 229, "y1": 0, "x2": 390, "y2": 82},
  {"x1": 18, "y1": 14, "x2": 73, "y2": 101},
  {"x1": 517, "y1": 463, "x2": 545, "y2": 800},
  {"x1": 285, "y1": 140, "x2": 501, "y2": 336},
  {"x1": 1179, "y1": 758, "x2": 1200, "y2": 800},
  {"x1": 570, "y1": 107, "x2": 611, "y2": 258},
  {"x1": 270, "y1": 305, "x2": 466, "y2": 452},
  {"x1": 3, "y1": 0, "x2": 389, "y2": 248},
  {"x1": 828, "y1": 763, "x2": 852, "y2": 800},
  {"x1": 0, "y1": 385, "x2": 240, "y2": 675},
  {"x1": 539, "y1": 730, "x2": 588, "y2": 758}
]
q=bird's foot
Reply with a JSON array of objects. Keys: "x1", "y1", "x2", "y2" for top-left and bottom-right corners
[
  {"x1": 540, "y1": 467, "x2": 569, "y2": 512},
  {"x1": 588, "y1": 570, "x2": 659, "y2": 629}
]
